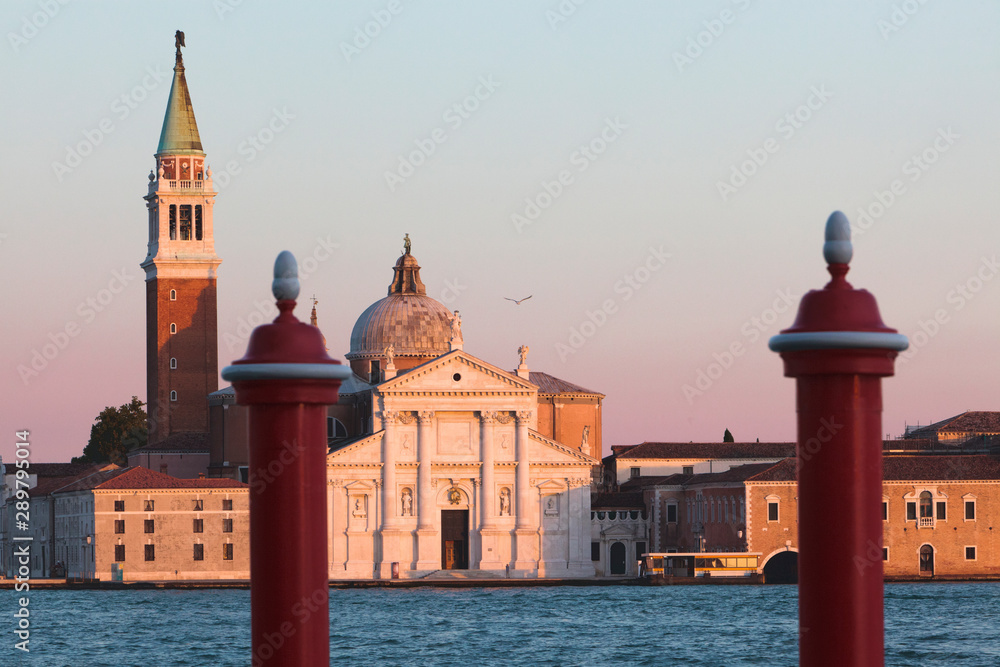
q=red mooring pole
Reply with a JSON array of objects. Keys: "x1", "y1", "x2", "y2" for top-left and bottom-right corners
[
  {"x1": 222, "y1": 251, "x2": 349, "y2": 666},
  {"x1": 769, "y1": 212, "x2": 907, "y2": 667}
]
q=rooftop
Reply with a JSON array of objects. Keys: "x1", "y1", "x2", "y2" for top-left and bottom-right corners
[
  {"x1": 54, "y1": 467, "x2": 246, "y2": 493},
  {"x1": 529, "y1": 371, "x2": 603, "y2": 396},
  {"x1": 614, "y1": 442, "x2": 795, "y2": 461},
  {"x1": 905, "y1": 411, "x2": 1000, "y2": 439}
]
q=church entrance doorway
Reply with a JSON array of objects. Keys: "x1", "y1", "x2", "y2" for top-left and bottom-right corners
[
  {"x1": 441, "y1": 510, "x2": 469, "y2": 570},
  {"x1": 610, "y1": 542, "x2": 627, "y2": 575}
]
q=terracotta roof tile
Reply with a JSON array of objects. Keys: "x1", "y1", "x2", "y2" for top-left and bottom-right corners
[
  {"x1": 54, "y1": 466, "x2": 246, "y2": 493},
  {"x1": 687, "y1": 462, "x2": 782, "y2": 485},
  {"x1": 528, "y1": 372, "x2": 603, "y2": 396},
  {"x1": 616, "y1": 442, "x2": 795, "y2": 460},
  {"x1": 906, "y1": 411, "x2": 1000, "y2": 439},
  {"x1": 882, "y1": 455, "x2": 1000, "y2": 481}
]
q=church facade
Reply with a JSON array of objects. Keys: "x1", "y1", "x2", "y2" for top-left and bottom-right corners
[{"x1": 323, "y1": 249, "x2": 600, "y2": 579}]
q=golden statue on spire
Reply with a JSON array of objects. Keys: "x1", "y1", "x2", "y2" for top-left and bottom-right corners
[{"x1": 403, "y1": 233, "x2": 411, "y2": 255}]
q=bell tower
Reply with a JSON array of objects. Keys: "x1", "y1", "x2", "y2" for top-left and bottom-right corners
[{"x1": 141, "y1": 31, "x2": 221, "y2": 443}]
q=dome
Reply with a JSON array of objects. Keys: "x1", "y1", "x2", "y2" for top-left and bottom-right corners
[{"x1": 346, "y1": 250, "x2": 454, "y2": 361}]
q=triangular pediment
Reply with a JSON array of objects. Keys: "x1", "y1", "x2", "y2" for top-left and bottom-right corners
[
  {"x1": 327, "y1": 432, "x2": 383, "y2": 464},
  {"x1": 378, "y1": 350, "x2": 536, "y2": 395},
  {"x1": 528, "y1": 431, "x2": 599, "y2": 465}
]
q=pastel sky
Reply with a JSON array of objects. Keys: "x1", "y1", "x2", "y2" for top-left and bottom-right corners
[{"x1": 3, "y1": 1, "x2": 999, "y2": 464}]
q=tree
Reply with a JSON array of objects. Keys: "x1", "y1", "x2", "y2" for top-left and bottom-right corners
[
  {"x1": 723, "y1": 428, "x2": 734, "y2": 443},
  {"x1": 74, "y1": 396, "x2": 148, "y2": 466}
]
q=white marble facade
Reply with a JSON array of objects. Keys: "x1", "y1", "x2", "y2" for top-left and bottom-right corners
[{"x1": 326, "y1": 350, "x2": 596, "y2": 579}]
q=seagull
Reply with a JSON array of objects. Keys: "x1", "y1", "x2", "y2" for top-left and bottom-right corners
[{"x1": 505, "y1": 295, "x2": 533, "y2": 305}]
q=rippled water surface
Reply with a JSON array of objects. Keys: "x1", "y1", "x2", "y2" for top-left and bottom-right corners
[{"x1": 8, "y1": 583, "x2": 998, "y2": 665}]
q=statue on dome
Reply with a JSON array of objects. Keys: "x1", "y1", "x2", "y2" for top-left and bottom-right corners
[
  {"x1": 384, "y1": 344, "x2": 395, "y2": 366},
  {"x1": 403, "y1": 233, "x2": 411, "y2": 255},
  {"x1": 518, "y1": 344, "x2": 529, "y2": 366}
]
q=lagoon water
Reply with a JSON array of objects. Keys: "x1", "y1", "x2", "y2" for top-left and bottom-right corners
[{"x1": 11, "y1": 583, "x2": 999, "y2": 666}]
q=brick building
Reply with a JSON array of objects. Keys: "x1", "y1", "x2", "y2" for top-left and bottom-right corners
[
  {"x1": 49, "y1": 466, "x2": 248, "y2": 581},
  {"x1": 624, "y1": 453, "x2": 1000, "y2": 581}
]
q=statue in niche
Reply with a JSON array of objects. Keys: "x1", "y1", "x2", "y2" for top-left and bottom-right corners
[
  {"x1": 401, "y1": 434, "x2": 411, "y2": 452},
  {"x1": 401, "y1": 489, "x2": 413, "y2": 516},
  {"x1": 499, "y1": 488, "x2": 511, "y2": 516},
  {"x1": 545, "y1": 496, "x2": 558, "y2": 516},
  {"x1": 352, "y1": 496, "x2": 366, "y2": 518},
  {"x1": 581, "y1": 425, "x2": 590, "y2": 448},
  {"x1": 500, "y1": 433, "x2": 510, "y2": 450}
]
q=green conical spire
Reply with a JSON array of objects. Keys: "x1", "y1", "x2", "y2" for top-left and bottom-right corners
[{"x1": 156, "y1": 35, "x2": 204, "y2": 157}]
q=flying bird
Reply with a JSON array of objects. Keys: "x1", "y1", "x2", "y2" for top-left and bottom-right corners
[{"x1": 505, "y1": 295, "x2": 533, "y2": 305}]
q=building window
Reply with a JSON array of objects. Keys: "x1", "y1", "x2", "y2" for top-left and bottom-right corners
[
  {"x1": 965, "y1": 500, "x2": 977, "y2": 521},
  {"x1": 195, "y1": 205, "x2": 203, "y2": 241},
  {"x1": 882, "y1": 501, "x2": 888, "y2": 521},
  {"x1": 935, "y1": 501, "x2": 946, "y2": 521},
  {"x1": 170, "y1": 323, "x2": 177, "y2": 334},
  {"x1": 882, "y1": 548, "x2": 889, "y2": 562},
  {"x1": 666, "y1": 504, "x2": 678, "y2": 524},
  {"x1": 193, "y1": 519, "x2": 203, "y2": 534},
  {"x1": 906, "y1": 501, "x2": 917, "y2": 521},
  {"x1": 767, "y1": 501, "x2": 779, "y2": 522},
  {"x1": 169, "y1": 289, "x2": 177, "y2": 301},
  {"x1": 144, "y1": 499, "x2": 154, "y2": 511},
  {"x1": 919, "y1": 491, "x2": 933, "y2": 519},
  {"x1": 327, "y1": 417, "x2": 348, "y2": 444},
  {"x1": 114, "y1": 520, "x2": 125, "y2": 534},
  {"x1": 144, "y1": 520, "x2": 155, "y2": 534},
  {"x1": 193, "y1": 499, "x2": 203, "y2": 511},
  {"x1": 169, "y1": 204, "x2": 177, "y2": 240},
  {"x1": 193, "y1": 543, "x2": 204, "y2": 561},
  {"x1": 223, "y1": 519, "x2": 233, "y2": 533},
  {"x1": 170, "y1": 358, "x2": 177, "y2": 370},
  {"x1": 965, "y1": 546, "x2": 977, "y2": 561},
  {"x1": 170, "y1": 391, "x2": 178, "y2": 402},
  {"x1": 591, "y1": 542, "x2": 600, "y2": 561},
  {"x1": 223, "y1": 543, "x2": 234, "y2": 561},
  {"x1": 114, "y1": 500, "x2": 125, "y2": 512},
  {"x1": 222, "y1": 499, "x2": 233, "y2": 511},
  {"x1": 144, "y1": 545, "x2": 155, "y2": 562},
  {"x1": 630, "y1": 467, "x2": 640, "y2": 479},
  {"x1": 682, "y1": 466, "x2": 694, "y2": 476},
  {"x1": 115, "y1": 545, "x2": 125, "y2": 562}
]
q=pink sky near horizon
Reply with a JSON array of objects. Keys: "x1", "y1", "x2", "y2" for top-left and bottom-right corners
[{"x1": 2, "y1": 2, "x2": 999, "y2": 465}]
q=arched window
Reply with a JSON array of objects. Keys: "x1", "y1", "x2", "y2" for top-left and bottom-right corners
[
  {"x1": 169, "y1": 289, "x2": 177, "y2": 301},
  {"x1": 170, "y1": 358, "x2": 177, "y2": 370},
  {"x1": 919, "y1": 491, "x2": 933, "y2": 519},
  {"x1": 326, "y1": 416, "x2": 348, "y2": 443},
  {"x1": 170, "y1": 323, "x2": 177, "y2": 334},
  {"x1": 170, "y1": 390, "x2": 177, "y2": 402}
]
